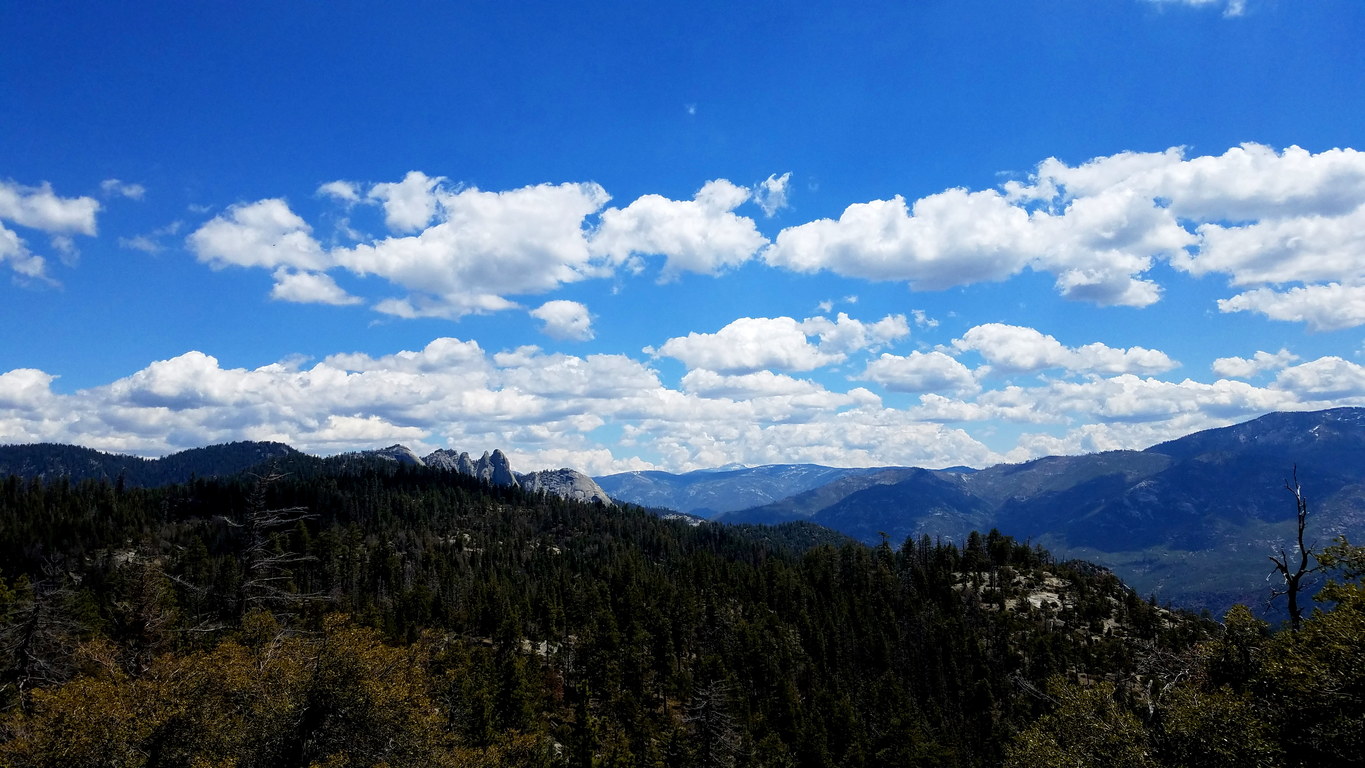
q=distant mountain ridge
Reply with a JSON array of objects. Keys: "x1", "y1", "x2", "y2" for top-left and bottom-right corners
[
  {"x1": 0, "y1": 441, "x2": 302, "y2": 487},
  {"x1": 0, "y1": 441, "x2": 613, "y2": 507},
  {"x1": 6, "y1": 408, "x2": 1364, "y2": 613},
  {"x1": 708, "y1": 407, "x2": 1365, "y2": 614},
  {"x1": 330, "y1": 445, "x2": 615, "y2": 505},
  {"x1": 594, "y1": 463, "x2": 895, "y2": 517}
]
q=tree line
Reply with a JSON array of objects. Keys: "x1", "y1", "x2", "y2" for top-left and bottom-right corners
[{"x1": 0, "y1": 456, "x2": 1351, "y2": 766}]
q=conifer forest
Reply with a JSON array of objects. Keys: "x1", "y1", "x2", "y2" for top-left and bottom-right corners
[{"x1": 0, "y1": 454, "x2": 1361, "y2": 767}]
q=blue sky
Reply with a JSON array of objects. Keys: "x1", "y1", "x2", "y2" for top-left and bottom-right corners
[{"x1": 3, "y1": 0, "x2": 1365, "y2": 473}]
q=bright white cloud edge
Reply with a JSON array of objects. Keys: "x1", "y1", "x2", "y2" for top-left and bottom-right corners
[
  {"x1": 177, "y1": 144, "x2": 1365, "y2": 331},
  {"x1": 2, "y1": 321, "x2": 1360, "y2": 476},
  {"x1": 0, "y1": 179, "x2": 103, "y2": 281}
]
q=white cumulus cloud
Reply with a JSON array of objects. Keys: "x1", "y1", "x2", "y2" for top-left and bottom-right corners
[
  {"x1": 1191, "y1": 202, "x2": 1365, "y2": 287},
  {"x1": 754, "y1": 172, "x2": 792, "y2": 217},
  {"x1": 270, "y1": 269, "x2": 363, "y2": 306},
  {"x1": 0, "y1": 224, "x2": 49, "y2": 280},
  {"x1": 680, "y1": 369, "x2": 828, "y2": 398},
  {"x1": 800, "y1": 312, "x2": 910, "y2": 356},
  {"x1": 766, "y1": 144, "x2": 1365, "y2": 321},
  {"x1": 952, "y1": 323, "x2": 1177, "y2": 376},
  {"x1": 0, "y1": 179, "x2": 102, "y2": 281},
  {"x1": 531, "y1": 300, "x2": 595, "y2": 341},
  {"x1": 0, "y1": 180, "x2": 100, "y2": 235},
  {"x1": 860, "y1": 351, "x2": 979, "y2": 395},
  {"x1": 188, "y1": 180, "x2": 616, "y2": 319},
  {"x1": 340, "y1": 181, "x2": 611, "y2": 318},
  {"x1": 653, "y1": 316, "x2": 843, "y2": 374},
  {"x1": 100, "y1": 178, "x2": 146, "y2": 200},
  {"x1": 765, "y1": 188, "x2": 1036, "y2": 289},
  {"x1": 1218, "y1": 284, "x2": 1365, "y2": 332},
  {"x1": 317, "y1": 180, "x2": 361, "y2": 203},
  {"x1": 1212, "y1": 349, "x2": 1299, "y2": 379},
  {"x1": 653, "y1": 313, "x2": 909, "y2": 374},
  {"x1": 188, "y1": 151, "x2": 1365, "y2": 330},
  {"x1": 591, "y1": 179, "x2": 767, "y2": 279},
  {"x1": 188, "y1": 199, "x2": 327, "y2": 271},
  {"x1": 0, "y1": 369, "x2": 58, "y2": 409},
  {"x1": 1273, "y1": 357, "x2": 1365, "y2": 399},
  {"x1": 367, "y1": 170, "x2": 444, "y2": 233},
  {"x1": 6, "y1": 334, "x2": 1365, "y2": 473}
]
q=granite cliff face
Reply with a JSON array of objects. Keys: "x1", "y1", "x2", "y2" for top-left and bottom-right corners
[
  {"x1": 365, "y1": 444, "x2": 426, "y2": 466},
  {"x1": 323, "y1": 444, "x2": 617, "y2": 506},
  {"x1": 424, "y1": 449, "x2": 474, "y2": 475},
  {"x1": 424, "y1": 448, "x2": 519, "y2": 488},
  {"x1": 420, "y1": 450, "x2": 614, "y2": 504},
  {"x1": 421, "y1": 447, "x2": 613, "y2": 505},
  {"x1": 519, "y1": 468, "x2": 614, "y2": 506}
]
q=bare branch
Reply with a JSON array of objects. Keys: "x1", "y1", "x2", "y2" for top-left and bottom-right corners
[{"x1": 1267, "y1": 465, "x2": 1323, "y2": 631}]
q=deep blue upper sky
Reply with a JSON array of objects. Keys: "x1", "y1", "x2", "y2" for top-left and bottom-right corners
[{"x1": 3, "y1": 0, "x2": 1364, "y2": 472}]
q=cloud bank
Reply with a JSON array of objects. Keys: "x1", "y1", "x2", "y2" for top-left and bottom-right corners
[
  {"x1": 10, "y1": 143, "x2": 1365, "y2": 473},
  {"x1": 3, "y1": 313, "x2": 1360, "y2": 474},
  {"x1": 180, "y1": 145, "x2": 1365, "y2": 331},
  {"x1": 189, "y1": 175, "x2": 786, "y2": 323},
  {"x1": 767, "y1": 144, "x2": 1365, "y2": 324}
]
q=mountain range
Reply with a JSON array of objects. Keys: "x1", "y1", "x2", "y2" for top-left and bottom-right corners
[
  {"x1": 0, "y1": 440, "x2": 302, "y2": 487},
  {"x1": 600, "y1": 408, "x2": 1365, "y2": 615},
  {"x1": 593, "y1": 463, "x2": 894, "y2": 517},
  {"x1": 4, "y1": 407, "x2": 1363, "y2": 615},
  {"x1": 0, "y1": 440, "x2": 614, "y2": 507}
]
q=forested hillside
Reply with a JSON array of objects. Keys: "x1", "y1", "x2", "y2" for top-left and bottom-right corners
[
  {"x1": 0, "y1": 457, "x2": 1359, "y2": 767},
  {"x1": 708, "y1": 408, "x2": 1365, "y2": 615},
  {"x1": 0, "y1": 441, "x2": 301, "y2": 488},
  {"x1": 0, "y1": 457, "x2": 1193, "y2": 767}
]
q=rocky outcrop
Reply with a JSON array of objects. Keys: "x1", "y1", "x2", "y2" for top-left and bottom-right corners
[
  {"x1": 424, "y1": 448, "x2": 519, "y2": 488},
  {"x1": 366, "y1": 445, "x2": 426, "y2": 466},
  {"x1": 483, "y1": 450, "x2": 518, "y2": 488},
  {"x1": 422, "y1": 449, "x2": 464, "y2": 472},
  {"x1": 455, "y1": 452, "x2": 475, "y2": 476},
  {"x1": 422, "y1": 448, "x2": 612, "y2": 505},
  {"x1": 519, "y1": 468, "x2": 614, "y2": 506}
]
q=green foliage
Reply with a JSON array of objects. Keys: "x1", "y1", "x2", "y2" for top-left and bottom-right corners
[
  {"x1": 1005, "y1": 535, "x2": 1365, "y2": 768},
  {"x1": 1157, "y1": 685, "x2": 1280, "y2": 768},
  {"x1": 1204, "y1": 603, "x2": 1268, "y2": 691},
  {"x1": 1257, "y1": 588, "x2": 1365, "y2": 765},
  {"x1": 0, "y1": 616, "x2": 463, "y2": 767},
  {"x1": 1005, "y1": 679, "x2": 1156, "y2": 768},
  {"x1": 1316, "y1": 535, "x2": 1365, "y2": 607}
]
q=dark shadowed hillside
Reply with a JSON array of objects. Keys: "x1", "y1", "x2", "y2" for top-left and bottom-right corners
[{"x1": 0, "y1": 440, "x2": 301, "y2": 487}]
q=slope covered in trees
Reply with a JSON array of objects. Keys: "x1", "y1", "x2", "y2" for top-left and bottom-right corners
[
  {"x1": 0, "y1": 457, "x2": 1206, "y2": 767},
  {"x1": 710, "y1": 407, "x2": 1365, "y2": 615},
  {"x1": 0, "y1": 441, "x2": 301, "y2": 488},
  {"x1": 1005, "y1": 536, "x2": 1365, "y2": 768}
]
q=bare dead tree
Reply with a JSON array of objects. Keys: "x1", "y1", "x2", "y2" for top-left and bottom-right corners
[
  {"x1": 1007, "y1": 671, "x2": 1060, "y2": 705},
  {"x1": 1134, "y1": 638, "x2": 1206, "y2": 716},
  {"x1": 221, "y1": 474, "x2": 330, "y2": 623},
  {"x1": 1268, "y1": 466, "x2": 1321, "y2": 632},
  {"x1": 0, "y1": 564, "x2": 89, "y2": 712},
  {"x1": 685, "y1": 678, "x2": 741, "y2": 768},
  {"x1": 108, "y1": 559, "x2": 181, "y2": 673}
]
